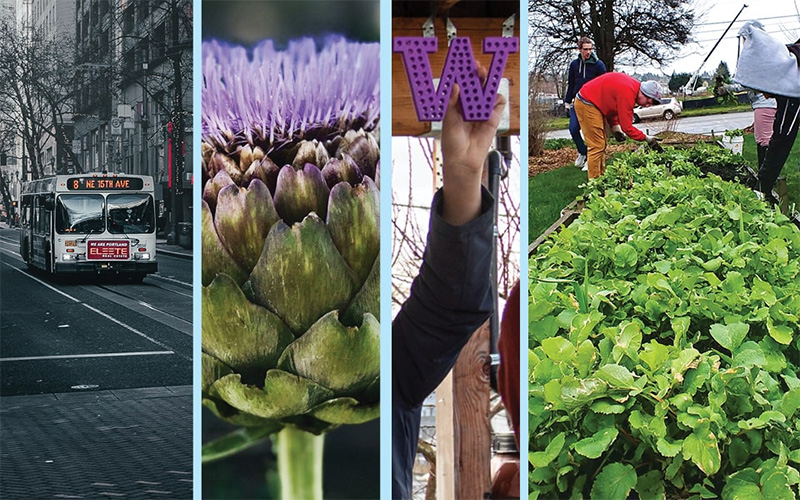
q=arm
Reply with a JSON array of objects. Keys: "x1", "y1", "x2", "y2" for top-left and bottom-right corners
[
  {"x1": 440, "y1": 64, "x2": 506, "y2": 226},
  {"x1": 616, "y1": 95, "x2": 647, "y2": 141},
  {"x1": 392, "y1": 61, "x2": 504, "y2": 408},
  {"x1": 564, "y1": 60, "x2": 576, "y2": 103},
  {"x1": 596, "y1": 59, "x2": 607, "y2": 76}
]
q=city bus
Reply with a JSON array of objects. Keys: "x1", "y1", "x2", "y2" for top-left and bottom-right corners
[{"x1": 19, "y1": 173, "x2": 158, "y2": 280}]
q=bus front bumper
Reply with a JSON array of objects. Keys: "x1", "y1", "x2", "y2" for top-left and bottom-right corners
[{"x1": 54, "y1": 261, "x2": 158, "y2": 275}]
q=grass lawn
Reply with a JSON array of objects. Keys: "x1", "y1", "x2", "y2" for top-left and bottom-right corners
[
  {"x1": 529, "y1": 163, "x2": 586, "y2": 242},
  {"x1": 529, "y1": 134, "x2": 800, "y2": 244}
]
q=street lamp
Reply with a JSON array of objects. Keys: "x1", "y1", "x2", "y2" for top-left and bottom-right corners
[{"x1": 141, "y1": 62, "x2": 149, "y2": 177}]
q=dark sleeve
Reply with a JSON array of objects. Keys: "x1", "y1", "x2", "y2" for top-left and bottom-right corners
[
  {"x1": 597, "y1": 59, "x2": 607, "y2": 76},
  {"x1": 788, "y1": 43, "x2": 800, "y2": 65},
  {"x1": 392, "y1": 186, "x2": 495, "y2": 410},
  {"x1": 564, "y1": 60, "x2": 577, "y2": 103}
]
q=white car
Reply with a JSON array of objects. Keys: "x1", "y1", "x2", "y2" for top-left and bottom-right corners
[{"x1": 633, "y1": 97, "x2": 683, "y2": 122}]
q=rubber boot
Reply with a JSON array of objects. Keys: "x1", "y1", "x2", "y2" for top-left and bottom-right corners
[{"x1": 757, "y1": 144, "x2": 768, "y2": 169}]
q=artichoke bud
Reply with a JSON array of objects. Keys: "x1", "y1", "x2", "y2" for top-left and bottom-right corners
[
  {"x1": 202, "y1": 142, "x2": 214, "y2": 172},
  {"x1": 202, "y1": 170, "x2": 236, "y2": 212},
  {"x1": 337, "y1": 129, "x2": 379, "y2": 180},
  {"x1": 322, "y1": 155, "x2": 363, "y2": 188},
  {"x1": 238, "y1": 144, "x2": 265, "y2": 169},
  {"x1": 202, "y1": 37, "x2": 380, "y2": 434},
  {"x1": 292, "y1": 139, "x2": 330, "y2": 170},
  {"x1": 242, "y1": 155, "x2": 280, "y2": 193},
  {"x1": 273, "y1": 164, "x2": 331, "y2": 224}
]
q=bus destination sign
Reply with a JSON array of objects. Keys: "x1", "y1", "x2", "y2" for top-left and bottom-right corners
[
  {"x1": 87, "y1": 240, "x2": 130, "y2": 260},
  {"x1": 67, "y1": 177, "x2": 144, "y2": 191}
]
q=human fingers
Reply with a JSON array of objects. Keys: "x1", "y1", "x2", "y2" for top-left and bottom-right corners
[{"x1": 475, "y1": 60, "x2": 488, "y2": 82}]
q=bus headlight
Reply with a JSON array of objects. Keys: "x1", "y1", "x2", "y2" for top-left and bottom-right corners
[
  {"x1": 62, "y1": 253, "x2": 76, "y2": 261},
  {"x1": 134, "y1": 252, "x2": 151, "y2": 260}
]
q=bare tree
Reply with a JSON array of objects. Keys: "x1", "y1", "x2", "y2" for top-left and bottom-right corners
[
  {"x1": 391, "y1": 137, "x2": 521, "y2": 308},
  {"x1": 0, "y1": 20, "x2": 77, "y2": 181},
  {"x1": 529, "y1": 0, "x2": 696, "y2": 72}
]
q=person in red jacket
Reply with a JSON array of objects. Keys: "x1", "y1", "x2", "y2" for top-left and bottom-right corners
[{"x1": 573, "y1": 72, "x2": 662, "y2": 178}]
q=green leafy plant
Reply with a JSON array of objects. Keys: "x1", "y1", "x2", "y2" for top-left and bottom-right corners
[
  {"x1": 724, "y1": 128, "x2": 745, "y2": 138},
  {"x1": 529, "y1": 150, "x2": 800, "y2": 499}
]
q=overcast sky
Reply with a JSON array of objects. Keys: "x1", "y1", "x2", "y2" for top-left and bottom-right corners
[{"x1": 618, "y1": 0, "x2": 800, "y2": 77}]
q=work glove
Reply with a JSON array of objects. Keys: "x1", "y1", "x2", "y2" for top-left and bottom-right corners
[
  {"x1": 645, "y1": 135, "x2": 663, "y2": 152},
  {"x1": 611, "y1": 124, "x2": 626, "y2": 142},
  {"x1": 564, "y1": 102, "x2": 572, "y2": 110}
]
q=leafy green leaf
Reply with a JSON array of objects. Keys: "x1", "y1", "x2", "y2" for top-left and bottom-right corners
[
  {"x1": 590, "y1": 463, "x2": 637, "y2": 500},
  {"x1": 595, "y1": 364, "x2": 635, "y2": 388},
  {"x1": 541, "y1": 337, "x2": 575, "y2": 362},
  {"x1": 635, "y1": 470, "x2": 665, "y2": 500},
  {"x1": 529, "y1": 432, "x2": 565, "y2": 468},
  {"x1": 657, "y1": 437, "x2": 683, "y2": 458},
  {"x1": 709, "y1": 322, "x2": 749, "y2": 352},
  {"x1": 722, "y1": 469, "x2": 763, "y2": 500},
  {"x1": 781, "y1": 387, "x2": 800, "y2": 418},
  {"x1": 682, "y1": 427, "x2": 721, "y2": 475},
  {"x1": 572, "y1": 427, "x2": 619, "y2": 459},
  {"x1": 761, "y1": 469, "x2": 793, "y2": 500},
  {"x1": 767, "y1": 320, "x2": 793, "y2": 345}
]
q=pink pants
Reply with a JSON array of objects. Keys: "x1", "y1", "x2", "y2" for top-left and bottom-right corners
[{"x1": 754, "y1": 107, "x2": 777, "y2": 146}]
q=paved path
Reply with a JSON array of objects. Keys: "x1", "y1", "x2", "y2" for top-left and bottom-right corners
[
  {"x1": 1, "y1": 387, "x2": 193, "y2": 498},
  {"x1": 548, "y1": 111, "x2": 754, "y2": 138}
]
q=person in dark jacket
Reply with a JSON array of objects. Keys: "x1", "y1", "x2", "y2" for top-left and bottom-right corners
[
  {"x1": 564, "y1": 37, "x2": 606, "y2": 170},
  {"x1": 392, "y1": 61, "x2": 506, "y2": 499},
  {"x1": 733, "y1": 21, "x2": 800, "y2": 196}
]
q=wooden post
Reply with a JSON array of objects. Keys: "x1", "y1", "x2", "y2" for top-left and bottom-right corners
[{"x1": 435, "y1": 320, "x2": 493, "y2": 500}]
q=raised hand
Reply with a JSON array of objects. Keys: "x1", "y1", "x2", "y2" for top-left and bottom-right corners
[{"x1": 440, "y1": 62, "x2": 506, "y2": 225}]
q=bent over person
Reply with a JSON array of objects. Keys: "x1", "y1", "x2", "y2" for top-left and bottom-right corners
[
  {"x1": 574, "y1": 72, "x2": 662, "y2": 179},
  {"x1": 392, "y1": 65, "x2": 506, "y2": 499}
]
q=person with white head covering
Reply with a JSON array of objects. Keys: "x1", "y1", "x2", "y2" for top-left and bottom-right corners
[
  {"x1": 734, "y1": 20, "x2": 800, "y2": 195},
  {"x1": 573, "y1": 72, "x2": 662, "y2": 179}
]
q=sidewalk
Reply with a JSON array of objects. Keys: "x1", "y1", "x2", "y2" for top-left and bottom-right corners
[
  {"x1": 156, "y1": 237, "x2": 193, "y2": 260},
  {"x1": 0, "y1": 386, "x2": 193, "y2": 499}
]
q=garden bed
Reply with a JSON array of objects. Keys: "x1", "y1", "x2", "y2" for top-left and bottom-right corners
[{"x1": 528, "y1": 145, "x2": 800, "y2": 500}]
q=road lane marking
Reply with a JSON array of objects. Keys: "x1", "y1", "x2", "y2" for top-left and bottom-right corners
[
  {"x1": 81, "y1": 302, "x2": 189, "y2": 358},
  {"x1": 5, "y1": 265, "x2": 192, "y2": 361},
  {"x1": 151, "y1": 273, "x2": 192, "y2": 289},
  {"x1": 0, "y1": 351, "x2": 173, "y2": 362},
  {"x1": 6, "y1": 264, "x2": 80, "y2": 302}
]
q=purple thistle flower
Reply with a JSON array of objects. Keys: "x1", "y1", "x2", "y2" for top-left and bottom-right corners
[{"x1": 202, "y1": 37, "x2": 380, "y2": 152}]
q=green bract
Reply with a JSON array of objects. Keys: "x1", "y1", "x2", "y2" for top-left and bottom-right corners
[
  {"x1": 529, "y1": 147, "x2": 800, "y2": 499},
  {"x1": 201, "y1": 136, "x2": 380, "y2": 435}
]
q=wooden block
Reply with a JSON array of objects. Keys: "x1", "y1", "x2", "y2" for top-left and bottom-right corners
[{"x1": 392, "y1": 18, "x2": 520, "y2": 137}]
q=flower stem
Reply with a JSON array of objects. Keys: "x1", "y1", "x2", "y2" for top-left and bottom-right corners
[{"x1": 277, "y1": 426, "x2": 323, "y2": 500}]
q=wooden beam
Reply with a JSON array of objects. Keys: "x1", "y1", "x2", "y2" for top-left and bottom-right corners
[
  {"x1": 392, "y1": 17, "x2": 520, "y2": 137},
  {"x1": 435, "y1": 320, "x2": 492, "y2": 499}
]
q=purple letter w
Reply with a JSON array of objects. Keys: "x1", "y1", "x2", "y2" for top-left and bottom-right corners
[{"x1": 393, "y1": 36, "x2": 518, "y2": 122}]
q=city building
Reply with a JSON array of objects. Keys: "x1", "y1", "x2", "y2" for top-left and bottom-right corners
[{"x1": 73, "y1": 0, "x2": 193, "y2": 237}]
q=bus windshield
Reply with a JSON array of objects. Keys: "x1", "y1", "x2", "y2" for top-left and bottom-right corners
[
  {"x1": 107, "y1": 194, "x2": 155, "y2": 234},
  {"x1": 55, "y1": 194, "x2": 105, "y2": 234}
]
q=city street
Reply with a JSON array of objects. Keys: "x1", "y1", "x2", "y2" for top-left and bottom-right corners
[{"x1": 0, "y1": 224, "x2": 193, "y2": 498}]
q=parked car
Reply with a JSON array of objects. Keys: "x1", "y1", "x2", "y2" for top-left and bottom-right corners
[{"x1": 633, "y1": 97, "x2": 683, "y2": 122}]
